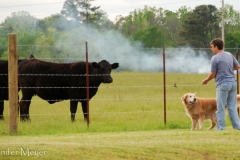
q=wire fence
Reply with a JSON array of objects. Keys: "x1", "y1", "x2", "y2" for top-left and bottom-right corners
[
  {"x1": 1, "y1": 45, "x2": 240, "y2": 130},
  {"x1": 1, "y1": 71, "x2": 217, "y2": 116}
]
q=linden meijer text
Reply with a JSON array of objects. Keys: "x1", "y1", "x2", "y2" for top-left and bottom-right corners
[{"x1": 0, "y1": 147, "x2": 47, "y2": 158}]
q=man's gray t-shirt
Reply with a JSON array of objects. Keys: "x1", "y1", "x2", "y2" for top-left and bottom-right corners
[{"x1": 211, "y1": 52, "x2": 239, "y2": 86}]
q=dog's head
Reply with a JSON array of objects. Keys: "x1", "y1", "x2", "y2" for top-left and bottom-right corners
[{"x1": 181, "y1": 93, "x2": 197, "y2": 105}]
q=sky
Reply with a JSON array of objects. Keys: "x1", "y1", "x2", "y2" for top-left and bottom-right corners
[{"x1": 0, "y1": 0, "x2": 240, "y2": 23}]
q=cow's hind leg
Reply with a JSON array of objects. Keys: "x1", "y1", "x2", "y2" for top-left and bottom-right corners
[
  {"x1": 0, "y1": 101, "x2": 4, "y2": 120},
  {"x1": 70, "y1": 101, "x2": 78, "y2": 122},
  {"x1": 20, "y1": 90, "x2": 33, "y2": 121},
  {"x1": 20, "y1": 100, "x2": 31, "y2": 121}
]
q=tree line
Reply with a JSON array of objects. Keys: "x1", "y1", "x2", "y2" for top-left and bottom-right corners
[{"x1": 0, "y1": 0, "x2": 240, "y2": 60}]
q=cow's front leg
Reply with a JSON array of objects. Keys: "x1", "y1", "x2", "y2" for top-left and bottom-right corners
[{"x1": 70, "y1": 101, "x2": 78, "y2": 122}]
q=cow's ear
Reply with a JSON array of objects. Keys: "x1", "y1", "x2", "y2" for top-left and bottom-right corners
[
  {"x1": 92, "y1": 62, "x2": 99, "y2": 68},
  {"x1": 111, "y1": 63, "x2": 119, "y2": 69}
]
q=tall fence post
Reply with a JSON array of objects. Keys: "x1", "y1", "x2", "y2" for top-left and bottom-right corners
[
  {"x1": 236, "y1": 43, "x2": 239, "y2": 94},
  {"x1": 8, "y1": 34, "x2": 18, "y2": 134},
  {"x1": 236, "y1": 44, "x2": 240, "y2": 116},
  {"x1": 163, "y1": 43, "x2": 166, "y2": 125},
  {"x1": 85, "y1": 42, "x2": 90, "y2": 127}
]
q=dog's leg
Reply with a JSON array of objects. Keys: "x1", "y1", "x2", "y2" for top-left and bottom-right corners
[
  {"x1": 199, "y1": 114, "x2": 205, "y2": 130},
  {"x1": 191, "y1": 117, "x2": 198, "y2": 130},
  {"x1": 208, "y1": 121, "x2": 216, "y2": 130},
  {"x1": 208, "y1": 116, "x2": 217, "y2": 130}
]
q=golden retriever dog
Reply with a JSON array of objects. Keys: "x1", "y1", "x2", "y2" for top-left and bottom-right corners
[{"x1": 181, "y1": 93, "x2": 217, "y2": 130}]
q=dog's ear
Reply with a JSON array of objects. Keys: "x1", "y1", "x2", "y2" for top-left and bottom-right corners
[
  {"x1": 181, "y1": 94, "x2": 187, "y2": 101},
  {"x1": 182, "y1": 94, "x2": 189, "y2": 105}
]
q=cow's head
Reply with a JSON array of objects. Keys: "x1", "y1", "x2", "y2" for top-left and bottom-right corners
[{"x1": 92, "y1": 60, "x2": 119, "y2": 83}]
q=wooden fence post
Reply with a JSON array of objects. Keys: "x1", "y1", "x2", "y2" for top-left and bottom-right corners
[{"x1": 8, "y1": 33, "x2": 18, "y2": 134}]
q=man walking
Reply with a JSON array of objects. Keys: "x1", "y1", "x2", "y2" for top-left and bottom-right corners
[{"x1": 202, "y1": 38, "x2": 240, "y2": 130}]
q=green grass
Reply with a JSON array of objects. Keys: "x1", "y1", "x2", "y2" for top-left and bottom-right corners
[
  {"x1": 0, "y1": 72, "x2": 239, "y2": 159},
  {"x1": 0, "y1": 130, "x2": 239, "y2": 159}
]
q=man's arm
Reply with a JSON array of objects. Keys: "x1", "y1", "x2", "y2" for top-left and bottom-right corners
[
  {"x1": 234, "y1": 64, "x2": 240, "y2": 70},
  {"x1": 201, "y1": 71, "x2": 216, "y2": 85}
]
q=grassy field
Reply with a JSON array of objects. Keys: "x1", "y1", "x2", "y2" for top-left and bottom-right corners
[
  {"x1": 0, "y1": 72, "x2": 239, "y2": 159},
  {"x1": 0, "y1": 129, "x2": 240, "y2": 160}
]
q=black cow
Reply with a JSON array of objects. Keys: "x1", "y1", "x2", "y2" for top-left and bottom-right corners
[
  {"x1": 0, "y1": 59, "x2": 23, "y2": 120},
  {"x1": 18, "y1": 58, "x2": 119, "y2": 121}
]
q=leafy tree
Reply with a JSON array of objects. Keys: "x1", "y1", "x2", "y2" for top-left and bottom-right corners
[
  {"x1": 0, "y1": 28, "x2": 8, "y2": 57},
  {"x1": 162, "y1": 10, "x2": 181, "y2": 46},
  {"x1": 118, "y1": 6, "x2": 164, "y2": 36},
  {"x1": 179, "y1": 5, "x2": 221, "y2": 48},
  {"x1": 225, "y1": 31, "x2": 240, "y2": 48},
  {"x1": 38, "y1": 14, "x2": 79, "y2": 33},
  {"x1": 34, "y1": 28, "x2": 67, "y2": 62},
  {"x1": 0, "y1": 11, "x2": 38, "y2": 58},
  {"x1": 114, "y1": 15, "x2": 125, "y2": 31},
  {"x1": 176, "y1": 6, "x2": 191, "y2": 26},
  {"x1": 88, "y1": 10, "x2": 115, "y2": 30},
  {"x1": 3, "y1": 11, "x2": 36, "y2": 33},
  {"x1": 131, "y1": 25, "x2": 165, "y2": 48},
  {"x1": 116, "y1": 6, "x2": 170, "y2": 47},
  {"x1": 223, "y1": 4, "x2": 240, "y2": 34},
  {"x1": 60, "y1": 0, "x2": 105, "y2": 25},
  {"x1": 223, "y1": 4, "x2": 240, "y2": 50}
]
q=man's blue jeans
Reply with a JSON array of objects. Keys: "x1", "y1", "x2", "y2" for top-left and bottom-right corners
[{"x1": 216, "y1": 81, "x2": 240, "y2": 130}]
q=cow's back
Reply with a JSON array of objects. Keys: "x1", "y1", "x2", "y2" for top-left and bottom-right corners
[{"x1": 19, "y1": 59, "x2": 73, "y2": 74}]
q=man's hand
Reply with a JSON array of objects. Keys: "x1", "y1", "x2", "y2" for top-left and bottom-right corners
[
  {"x1": 201, "y1": 72, "x2": 216, "y2": 85},
  {"x1": 201, "y1": 79, "x2": 208, "y2": 85}
]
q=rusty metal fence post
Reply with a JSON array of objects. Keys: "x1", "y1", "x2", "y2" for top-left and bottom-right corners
[
  {"x1": 236, "y1": 44, "x2": 240, "y2": 116},
  {"x1": 163, "y1": 44, "x2": 166, "y2": 125}
]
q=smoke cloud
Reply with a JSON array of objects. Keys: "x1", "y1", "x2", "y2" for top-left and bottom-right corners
[{"x1": 55, "y1": 25, "x2": 212, "y2": 73}]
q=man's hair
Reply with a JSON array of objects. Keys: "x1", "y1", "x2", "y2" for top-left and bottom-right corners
[{"x1": 210, "y1": 38, "x2": 224, "y2": 50}]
